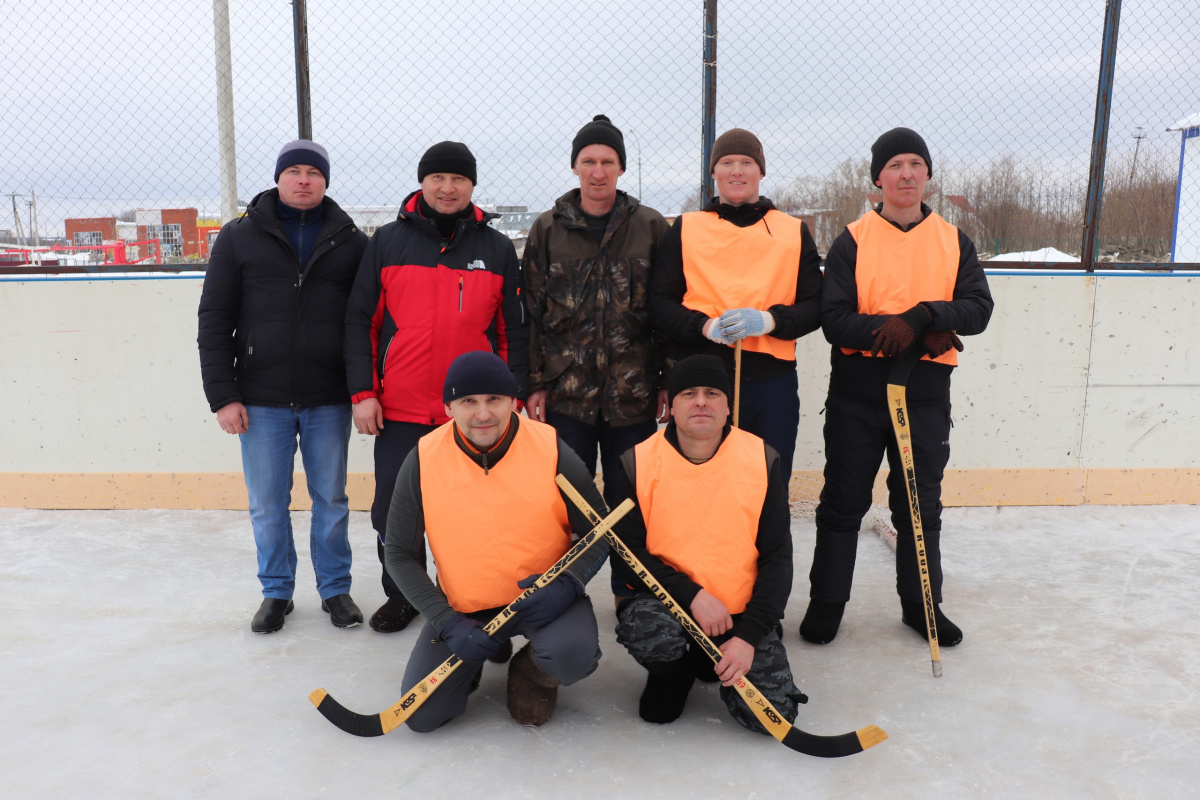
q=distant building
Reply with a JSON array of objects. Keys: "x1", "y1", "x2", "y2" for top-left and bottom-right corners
[
  {"x1": 135, "y1": 209, "x2": 199, "y2": 258},
  {"x1": 64, "y1": 217, "x2": 119, "y2": 248}
]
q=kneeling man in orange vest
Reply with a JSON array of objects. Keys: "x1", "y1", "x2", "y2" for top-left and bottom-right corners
[
  {"x1": 610, "y1": 354, "x2": 805, "y2": 730},
  {"x1": 384, "y1": 350, "x2": 614, "y2": 729}
]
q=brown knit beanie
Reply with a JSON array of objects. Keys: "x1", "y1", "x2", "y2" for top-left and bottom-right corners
[{"x1": 709, "y1": 128, "x2": 765, "y2": 176}]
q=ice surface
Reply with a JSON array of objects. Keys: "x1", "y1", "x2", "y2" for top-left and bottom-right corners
[{"x1": 1, "y1": 505, "x2": 1198, "y2": 798}]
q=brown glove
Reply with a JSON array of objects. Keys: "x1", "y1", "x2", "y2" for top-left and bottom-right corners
[
  {"x1": 870, "y1": 304, "x2": 932, "y2": 357},
  {"x1": 923, "y1": 330, "x2": 964, "y2": 358}
]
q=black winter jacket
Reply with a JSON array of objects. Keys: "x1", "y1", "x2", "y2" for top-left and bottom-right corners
[
  {"x1": 821, "y1": 204, "x2": 993, "y2": 405},
  {"x1": 197, "y1": 189, "x2": 368, "y2": 412}
]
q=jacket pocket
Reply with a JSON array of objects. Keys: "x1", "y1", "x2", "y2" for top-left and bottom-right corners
[{"x1": 542, "y1": 258, "x2": 589, "y2": 334}]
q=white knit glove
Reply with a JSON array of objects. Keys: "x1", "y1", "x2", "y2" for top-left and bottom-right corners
[{"x1": 717, "y1": 308, "x2": 775, "y2": 341}]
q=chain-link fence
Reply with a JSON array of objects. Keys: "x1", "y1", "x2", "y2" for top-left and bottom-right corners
[{"x1": 1, "y1": 0, "x2": 1197, "y2": 266}]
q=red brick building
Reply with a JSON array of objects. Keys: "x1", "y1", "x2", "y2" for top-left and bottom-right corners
[
  {"x1": 135, "y1": 208, "x2": 200, "y2": 258},
  {"x1": 64, "y1": 217, "x2": 118, "y2": 247}
]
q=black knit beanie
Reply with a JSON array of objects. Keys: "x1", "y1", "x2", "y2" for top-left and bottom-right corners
[
  {"x1": 419, "y1": 141, "x2": 477, "y2": 184},
  {"x1": 571, "y1": 115, "x2": 627, "y2": 170},
  {"x1": 870, "y1": 128, "x2": 933, "y2": 184},
  {"x1": 668, "y1": 355, "x2": 731, "y2": 404},
  {"x1": 443, "y1": 351, "x2": 519, "y2": 403},
  {"x1": 275, "y1": 140, "x2": 330, "y2": 186},
  {"x1": 709, "y1": 128, "x2": 765, "y2": 176}
]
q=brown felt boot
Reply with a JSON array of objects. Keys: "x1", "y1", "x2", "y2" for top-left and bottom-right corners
[{"x1": 506, "y1": 643, "x2": 561, "y2": 726}]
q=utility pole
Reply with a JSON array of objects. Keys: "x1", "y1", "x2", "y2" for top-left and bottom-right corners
[
  {"x1": 28, "y1": 190, "x2": 41, "y2": 247},
  {"x1": 7, "y1": 192, "x2": 26, "y2": 246},
  {"x1": 1129, "y1": 126, "x2": 1145, "y2": 187},
  {"x1": 700, "y1": 0, "x2": 717, "y2": 207},
  {"x1": 213, "y1": 0, "x2": 239, "y2": 224},
  {"x1": 293, "y1": 0, "x2": 312, "y2": 139},
  {"x1": 627, "y1": 129, "x2": 644, "y2": 202}
]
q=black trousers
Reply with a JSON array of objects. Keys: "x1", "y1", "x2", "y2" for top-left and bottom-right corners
[
  {"x1": 371, "y1": 420, "x2": 437, "y2": 598},
  {"x1": 810, "y1": 395, "x2": 951, "y2": 605}
]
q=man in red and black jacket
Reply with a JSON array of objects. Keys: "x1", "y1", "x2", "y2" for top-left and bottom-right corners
[{"x1": 344, "y1": 141, "x2": 528, "y2": 633}]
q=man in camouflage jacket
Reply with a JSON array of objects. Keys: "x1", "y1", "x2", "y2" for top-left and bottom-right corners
[{"x1": 523, "y1": 115, "x2": 670, "y2": 519}]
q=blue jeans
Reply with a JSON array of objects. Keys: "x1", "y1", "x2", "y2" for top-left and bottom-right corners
[
  {"x1": 736, "y1": 371, "x2": 800, "y2": 483},
  {"x1": 545, "y1": 412, "x2": 658, "y2": 512},
  {"x1": 239, "y1": 403, "x2": 353, "y2": 600}
]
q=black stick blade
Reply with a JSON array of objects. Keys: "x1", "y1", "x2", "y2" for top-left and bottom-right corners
[
  {"x1": 782, "y1": 724, "x2": 888, "y2": 758},
  {"x1": 308, "y1": 689, "x2": 385, "y2": 737}
]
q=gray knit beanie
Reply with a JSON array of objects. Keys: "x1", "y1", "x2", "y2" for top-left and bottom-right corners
[{"x1": 275, "y1": 140, "x2": 330, "y2": 186}]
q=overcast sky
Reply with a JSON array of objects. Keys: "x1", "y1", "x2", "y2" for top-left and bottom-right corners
[{"x1": 2, "y1": 0, "x2": 1197, "y2": 233}]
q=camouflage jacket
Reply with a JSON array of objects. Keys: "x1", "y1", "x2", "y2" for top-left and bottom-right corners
[{"x1": 523, "y1": 190, "x2": 670, "y2": 426}]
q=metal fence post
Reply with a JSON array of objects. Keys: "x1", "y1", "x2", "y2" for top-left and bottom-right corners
[
  {"x1": 1081, "y1": 0, "x2": 1122, "y2": 272},
  {"x1": 212, "y1": 0, "x2": 238, "y2": 224},
  {"x1": 701, "y1": 0, "x2": 717, "y2": 207},
  {"x1": 293, "y1": 0, "x2": 313, "y2": 140}
]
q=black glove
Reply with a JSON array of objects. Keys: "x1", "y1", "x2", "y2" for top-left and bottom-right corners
[
  {"x1": 511, "y1": 572, "x2": 583, "y2": 629},
  {"x1": 923, "y1": 330, "x2": 964, "y2": 358},
  {"x1": 438, "y1": 614, "x2": 504, "y2": 663},
  {"x1": 870, "y1": 304, "x2": 932, "y2": 357}
]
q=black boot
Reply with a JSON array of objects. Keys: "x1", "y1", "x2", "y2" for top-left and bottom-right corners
[
  {"x1": 321, "y1": 594, "x2": 364, "y2": 628},
  {"x1": 901, "y1": 600, "x2": 963, "y2": 647},
  {"x1": 251, "y1": 598, "x2": 293, "y2": 634},
  {"x1": 799, "y1": 599, "x2": 845, "y2": 644},
  {"x1": 368, "y1": 596, "x2": 419, "y2": 633},
  {"x1": 639, "y1": 657, "x2": 696, "y2": 724}
]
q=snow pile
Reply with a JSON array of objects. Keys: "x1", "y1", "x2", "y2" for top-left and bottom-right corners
[{"x1": 989, "y1": 247, "x2": 1078, "y2": 263}]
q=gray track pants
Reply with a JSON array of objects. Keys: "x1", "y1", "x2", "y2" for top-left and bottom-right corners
[{"x1": 400, "y1": 595, "x2": 601, "y2": 733}]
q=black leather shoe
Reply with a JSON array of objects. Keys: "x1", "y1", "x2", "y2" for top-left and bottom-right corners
[
  {"x1": 368, "y1": 596, "x2": 420, "y2": 633},
  {"x1": 251, "y1": 598, "x2": 294, "y2": 634},
  {"x1": 321, "y1": 594, "x2": 364, "y2": 628}
]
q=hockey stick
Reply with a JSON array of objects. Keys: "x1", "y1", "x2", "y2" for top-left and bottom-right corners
[
  {"x1": 308, "y1": 491, "x2": 635, "y2": 736},
  {"x1": 886, "y1": 346, "x2": 942, "y2": 678},
  {"x1": 733, "y1": 340, "x2": 743, "y2": 427},
  {"x1": 555, "y1": 475, "x2": 887, "y2": 758}
]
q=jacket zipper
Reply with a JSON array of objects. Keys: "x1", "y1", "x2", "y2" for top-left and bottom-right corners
[
  {"x1": 458, "y1": 276, "x2": 463, "y2": 312},
  {"x1": 378, "y1": 335, "x2": 393, "y2": 385}
]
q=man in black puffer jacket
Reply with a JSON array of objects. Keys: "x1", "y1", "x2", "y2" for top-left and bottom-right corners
[{"x1": 198, "y1": 140, "x2": 369, "y2": 634}]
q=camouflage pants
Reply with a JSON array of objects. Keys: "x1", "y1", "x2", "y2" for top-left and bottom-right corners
[{"x1": 615, "y1": 594, "x2": 804, "y2": 734}]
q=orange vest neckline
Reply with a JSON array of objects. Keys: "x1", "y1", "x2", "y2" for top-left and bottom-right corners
[
  {"x1": 844, "y1": 210, "x2": 961, "y2": 366},
  {"x1": 634, "y1": 427, "x2": 767, "y2": 614},
  {"x1": 679, "y1": 209, "x2": 802, "y2": 362},
  {"x1": 418, "y1": 418, "x2": 570, "y2": 612}
]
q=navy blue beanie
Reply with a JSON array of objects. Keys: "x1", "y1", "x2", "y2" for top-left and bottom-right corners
[
  {"x1": 443, "y1": 351, "x2": 519, "y2": 402},
  {"x1": 275, "y1": 140, "x2": 331, "y2": 186}
]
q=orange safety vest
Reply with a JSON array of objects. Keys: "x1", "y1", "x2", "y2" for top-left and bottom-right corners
[
  {"x1": 418, "y1": 418, "x2": 571, "y2": 613},
  {"x1": 843, "y1": 210, "x2": 961, "y2": 366},
  {"x1": 634, "y1": 427, "x2": 767, "y2": 614},
  {"x1": 679, "y1": 209, "x2": 802, "y2": 362}
]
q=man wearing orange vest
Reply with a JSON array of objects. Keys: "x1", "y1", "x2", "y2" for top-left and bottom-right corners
[
  {"x1": 648, "y1": 128, "x2": 823, "y2": 480},
  {"x1": 610, "y1": 355, "x2": 804, "y2": 730},
  {"x1": 800, "y1": 128, "x2": 993, "y2": 647},
  {"x1": 383, "y1": 351, "x2": 612, "y2": 730}
]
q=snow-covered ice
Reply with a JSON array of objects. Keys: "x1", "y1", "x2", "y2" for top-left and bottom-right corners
[{"x1": 1, "y1": 505, "x2": 1197, "y2": 798}]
